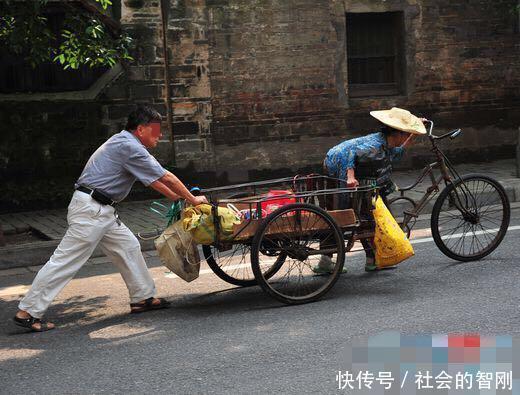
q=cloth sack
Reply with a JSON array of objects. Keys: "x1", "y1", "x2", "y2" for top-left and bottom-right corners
[
  {"x1": 154, "y1": 219, "x2": 200, "y2": 282},
  {"x1": 182, "y1": 204, "x2": 241, "y2": 245},
  {"x1": 372, "y1": 196, "x2": 414, "y2": 267}
]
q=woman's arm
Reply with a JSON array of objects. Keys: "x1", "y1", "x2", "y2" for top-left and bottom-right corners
[
  {"x1": 346, "y1": 168, "x2": 359, "y2": 188},
  {"x1": 390, "y1": 134, "x2": 415, "y2": 162},
  {"x1": 401, "y1": 134, "x2": 415, "y2": 148}
]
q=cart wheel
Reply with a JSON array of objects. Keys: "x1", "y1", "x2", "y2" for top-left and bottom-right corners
[
  {"x1": 251, "y1": 203, "x2": 345, "y2": 304},
  {"x1": 203, "y1": 244, "x2": 286, "y2": 287}
]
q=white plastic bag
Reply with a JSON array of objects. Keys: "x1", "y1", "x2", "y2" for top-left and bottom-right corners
[{"x1": 154, "y1": 219, "x2": 201, "y2": 282}]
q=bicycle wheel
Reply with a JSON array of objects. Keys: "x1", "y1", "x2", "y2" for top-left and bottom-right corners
[
  {"x1": 203, "y1": 244, "x2": 286, "y2": 287},
  {"x1": 251, "y1": 203, "x2": 345, "y2": 304},
  {"x1": 431, "y1": 174, "x2": 510, "y2": 261}
]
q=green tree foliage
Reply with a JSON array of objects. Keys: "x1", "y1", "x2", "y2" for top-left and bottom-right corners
[{"x1": 0, "y1": 0, "x2": 133, "y2": 69}]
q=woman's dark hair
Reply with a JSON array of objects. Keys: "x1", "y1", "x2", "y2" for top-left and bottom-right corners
[
  {"x1": 380, "y1": 124, "x2": 404, "y2": 137},
  {"x1": 125, "y1": 106, "x2": 162, "y2": 131}
]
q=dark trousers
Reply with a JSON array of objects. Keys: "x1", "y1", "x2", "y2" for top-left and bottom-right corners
[{"x1": 322, "y1": 172, "x2": 378, "y2": 262}]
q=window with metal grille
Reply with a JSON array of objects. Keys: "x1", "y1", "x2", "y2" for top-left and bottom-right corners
[
  {"x1": 346, "y1": 12, "x2": 405, "y2": 98},
  {"x1": 0, "y1": 11, "x2": 107, "y2": 94}
]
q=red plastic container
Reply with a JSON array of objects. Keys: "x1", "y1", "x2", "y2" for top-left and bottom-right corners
[{"x1": 261, "y1": 190, "x2": 296, "y2": 217}]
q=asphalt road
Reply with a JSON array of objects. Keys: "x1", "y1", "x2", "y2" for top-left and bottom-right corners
[{"x1": 1, "y1": 209, "x2": 519, "y2": 394}]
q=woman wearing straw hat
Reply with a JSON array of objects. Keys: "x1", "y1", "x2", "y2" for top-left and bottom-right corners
[{"x1": 313, "y1": 107, "x2": 427, "y2": 274}]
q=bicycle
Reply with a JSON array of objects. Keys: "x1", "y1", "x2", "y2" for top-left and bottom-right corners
[{"x1": 386, "y1": 120, "x2": 510, "y2": 261}]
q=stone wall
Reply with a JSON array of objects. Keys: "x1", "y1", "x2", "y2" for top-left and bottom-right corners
[{"x1": 0, "y1": 0, "x2": 519, "y2": 212}]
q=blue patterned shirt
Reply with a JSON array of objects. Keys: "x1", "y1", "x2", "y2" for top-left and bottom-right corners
[{"x1": 324, "y1": 132, "x2": 405, "y2": 180}]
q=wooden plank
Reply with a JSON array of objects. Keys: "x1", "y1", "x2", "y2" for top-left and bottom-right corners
[
  {"x1": 231, "y1": 209, "x2": 357, "y2": 241},
  {"x1": 328, "y1": 209, "x2": 357, "y2": 227}
]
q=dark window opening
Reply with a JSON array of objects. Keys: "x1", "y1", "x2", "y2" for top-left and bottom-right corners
[
  {"x1": 0, "y1": 10, "x2": 108, "y2": 94},
  {"x1": 346, "y1": 12, "x2": 405, "y2": 98}
]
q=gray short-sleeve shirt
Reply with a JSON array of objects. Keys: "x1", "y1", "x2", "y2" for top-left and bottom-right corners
[{"x1": 76, "y1": 130, "x2": 167, "y2": 201}]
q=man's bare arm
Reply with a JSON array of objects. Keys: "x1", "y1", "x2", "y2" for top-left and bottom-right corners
[
  {"x1": 151, "y1": 171, "x2": 208, "y2": 205},
  {"x1": 149, "y1": 179, "x2": 181, "y2": 201}
]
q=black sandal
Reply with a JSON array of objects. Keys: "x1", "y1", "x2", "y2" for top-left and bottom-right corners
[
  {"x1": 13, "y1": 315, "x2": 55, "y2": 332},
  {"x1": 130, "y1": 297, "x2": 170, "y2": 314}
]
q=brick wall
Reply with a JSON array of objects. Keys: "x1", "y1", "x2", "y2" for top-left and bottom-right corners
[
  {"x1": 106, "y1": 0, "x2": 215, "y2": 169},
  {"x1": 0, "y1": 0, "x2": 519, "y2": 211},
  {"x1": 207, "y1": 0, "x2": 348, "y2": 182},
  {"x1": 204, "y1": 0, "x2": 520, "y2": 182}
]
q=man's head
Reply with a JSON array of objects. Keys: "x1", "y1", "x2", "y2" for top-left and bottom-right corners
[{"x1": 126, "y1": 106, "x2": 163, "y2": 148}]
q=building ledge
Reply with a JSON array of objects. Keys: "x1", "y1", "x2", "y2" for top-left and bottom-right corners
[{"x1": 0, "y1": 63, "x2": 124, "y2": 102}]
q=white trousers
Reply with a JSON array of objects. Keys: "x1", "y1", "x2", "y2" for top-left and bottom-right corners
[{"x1": 19, "y1": 191, "x2": 156, "y2": 318}]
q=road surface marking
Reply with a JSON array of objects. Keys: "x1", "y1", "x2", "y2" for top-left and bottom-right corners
[
  {"x1": 1, "y1": 225, "x2": 518, "y2": 291},
  {"x1": 164, "y1": 225, "x2": 520, "y2": 280}
]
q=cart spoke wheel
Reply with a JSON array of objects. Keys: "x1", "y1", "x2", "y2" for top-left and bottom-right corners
[
  {"x1": 251, "y1": 203, "x2": 345, "y2": 304},
  {"x1": 203, "y1": 243, "x2": 286, "y2": 287},
  {"x1": 202, "y1": 244, "x2": 255, "y2": 286}
]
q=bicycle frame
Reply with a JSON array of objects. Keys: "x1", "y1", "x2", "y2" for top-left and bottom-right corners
[{"x1": 393, "y1": 120, "x2": 476, "y2": 232}]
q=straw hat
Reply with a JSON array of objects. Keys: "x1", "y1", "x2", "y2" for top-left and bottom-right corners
[{"x1": 370, "y1": 107, "x2": 427, "y2": 135}]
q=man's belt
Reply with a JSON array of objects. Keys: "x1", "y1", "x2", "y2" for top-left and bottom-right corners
[{"x1": 76, "y1": 185, "x2": 117, "y2": 206}]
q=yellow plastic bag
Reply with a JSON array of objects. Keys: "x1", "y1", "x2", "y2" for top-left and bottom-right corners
[
  {"x1": 182, "y1": 204, "x2": 241, "y2": 245},
  {"x1": 372, "y1": 196, "x2": 414, "y2": 267}
]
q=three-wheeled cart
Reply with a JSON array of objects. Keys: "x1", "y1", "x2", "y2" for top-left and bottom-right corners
[{"x1": 198, "y1": 175, "x2": 377, "y2": 304}]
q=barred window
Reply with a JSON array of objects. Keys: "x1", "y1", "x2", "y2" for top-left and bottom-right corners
[{"x1": 346, "y1": 12, "x2": 405, "y2": 98}]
